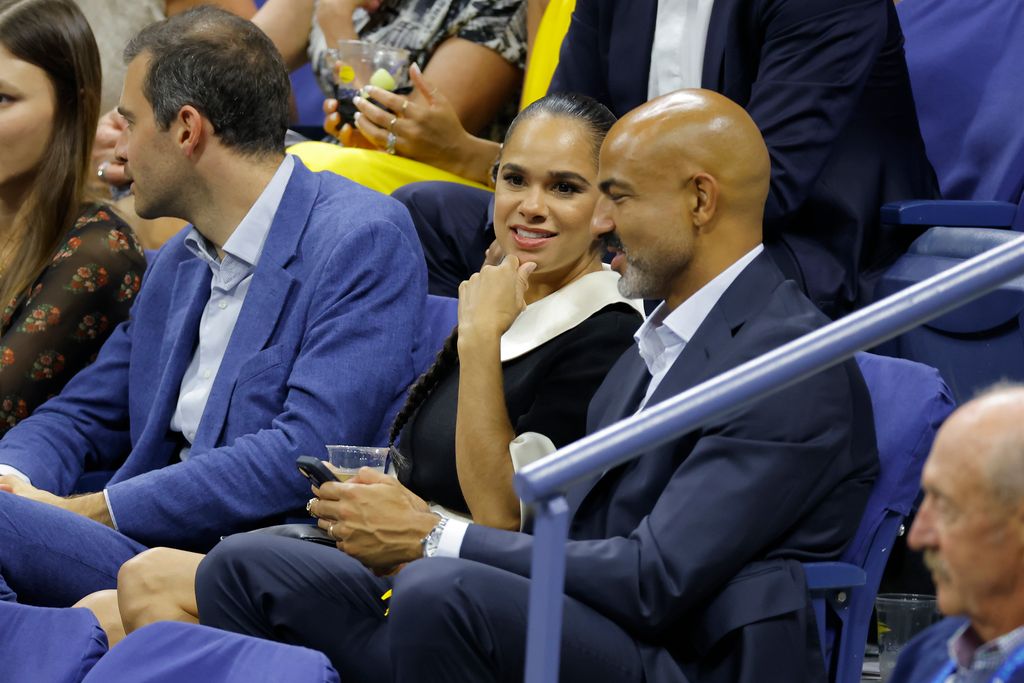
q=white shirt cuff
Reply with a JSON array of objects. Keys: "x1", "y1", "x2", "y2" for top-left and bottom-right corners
[
  {"x1": 434, "y1": 517, "x2": 470, "y2": 558},
  {"x1": 102, "y1": 488, "x2": 120, "y2": 531},
  {"x1": 0, "y1": 465, "x2": 31, "y2": 485}
]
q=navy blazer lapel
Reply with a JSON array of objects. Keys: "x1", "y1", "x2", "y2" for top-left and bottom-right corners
[
  {"x1": 570, "y1": 254, "x2": 784, "y2": 515},
  {"x1": 608, "y1": 0, "x2": 658, "y2": 114},
  {"x1": 193, "y1": 161, "x2": 317, "y2": 446},
  {"x1": 644, "y1": 253, "x2": 784, "y2": 408},
  {"x1": 157, "y1": 258, "x2": 210, "y2": 391},
  {"x1": 701, "y1": 0, "x2": 740, "y2": 90},
  {"x1": 137, "y1": 257, "x2": 210, "y2": 451}
]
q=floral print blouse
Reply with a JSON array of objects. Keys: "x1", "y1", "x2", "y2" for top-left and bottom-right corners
[{"x1": 0, "y1": 204, "x2": 146, "y2": 433}]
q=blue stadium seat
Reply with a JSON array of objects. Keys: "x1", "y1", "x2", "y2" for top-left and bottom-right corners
[
  {"x1": 875, "y1": 227, "x2": 1024, "y2": 402},
  {"x1": 0, "y1": 602, "x2": 108, "y2": 683},
  {"x1": 81, "y1": 621, "x2": 339, "y2": 683},
  {"x1": 804, "y1": 353, "x2": 954, "y2": 683},
  {"x1": 879, "y1": 0, "x2": 1024, "y2": 232}
]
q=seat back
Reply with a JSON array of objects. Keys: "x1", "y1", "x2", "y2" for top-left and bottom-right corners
[
  {"x1": 816, "y1": 353, "x2": 954, "y2": 683},
  {"x1": 897, "y1": 0, "x2": 1024, "y2": 203},
  {"x1": 417, "y1": 294, "x2": 458, "y2": 373},
  {"x1": 875, "y1": 227, "x2": 1024, "y2": 403},
  {"x1": 0, "y1": 602, "x2": 108, "y2": 683},
  {"x1": 81, "y1": 621, "x2": 339, "y2": 683}
]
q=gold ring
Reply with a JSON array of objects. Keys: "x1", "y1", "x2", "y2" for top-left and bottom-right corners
[
  {"x1": 328, "y1": 522, "x2": 337, "y2": 538},
  {"x1": 388, "y1": 116, "x2": 397, "y2": 133},
  {"x1": 401, "y1": 100, "x2": 409, "y2": 114}
]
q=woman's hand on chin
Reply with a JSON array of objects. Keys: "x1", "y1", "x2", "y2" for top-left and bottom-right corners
[{"x1": 457, "y1": 255, "x2": 537, "y2": 347}]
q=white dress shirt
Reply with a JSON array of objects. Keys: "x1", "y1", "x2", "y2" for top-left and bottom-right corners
[
  {"x1": 647, "y1": 0, "x2": 717, "y2": 99},
  {"x1": 636, "y1": 244, "x2": 763, "y2": 410}
]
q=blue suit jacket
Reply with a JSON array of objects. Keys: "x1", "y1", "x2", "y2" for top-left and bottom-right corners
[
  {"x1": 458, "y1": 254, "x2": 879, "y2": 682},
  {"x1": 0, "y1": 160, "x2": 428, "y2": 550},
  {"x1": 550, "y1": 0, "x2": 938, "y2": 317}
]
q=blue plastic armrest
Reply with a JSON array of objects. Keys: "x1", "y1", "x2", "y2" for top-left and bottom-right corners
[
  {"x1": 803, "y1": 562, "x2": 867, "y2": 591},
  {"x1": 880, "y1": 200, "x2": 1017, "y2": 227}
]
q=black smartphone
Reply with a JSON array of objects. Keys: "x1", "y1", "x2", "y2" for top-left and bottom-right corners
[{"x1": 296, "y1": 455, "x2": 339, "y2": 487}]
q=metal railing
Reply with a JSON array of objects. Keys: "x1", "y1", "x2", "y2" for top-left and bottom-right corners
[{"x1": 514, "y1": 234, "x2": 1024, "y2": 683}]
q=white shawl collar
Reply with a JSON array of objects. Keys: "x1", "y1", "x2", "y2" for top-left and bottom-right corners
[{"x1": 499, "y1": 265, "x2": 644, "y2": 362}]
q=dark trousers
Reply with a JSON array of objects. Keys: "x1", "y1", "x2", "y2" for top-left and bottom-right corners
[
  {"x1": 196, "y1": 534, "x2": 645, "y2": 683},
  {"x1": 392, "y1": 182, "x2": 494, "y2": 298}
]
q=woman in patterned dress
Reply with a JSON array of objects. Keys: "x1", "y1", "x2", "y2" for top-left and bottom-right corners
[{"x1": 0, "y1": 0, "x2": 146, "y2": 434}]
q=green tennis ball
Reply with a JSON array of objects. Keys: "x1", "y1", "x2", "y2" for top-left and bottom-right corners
[{"x1": 369, "y1": 68, "x2": 397, "y2": 92}]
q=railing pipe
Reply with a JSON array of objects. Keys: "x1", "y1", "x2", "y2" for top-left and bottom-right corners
[
  {"x1": 516, "y1": 234, "x2": 1024, "y2": 504},
  {"x1": 518, "y1": 234, "x2": 1024, "y2": 683}
]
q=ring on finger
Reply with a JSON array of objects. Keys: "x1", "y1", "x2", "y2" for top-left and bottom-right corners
[
  {"x1": 328, "y1": 522, "x2": 337, "y2": 538},
  {"x1": 388, "y1": 116, "x2": 397, "y2": 133},
  {"x1": 401, "y1": 100, "x2": 409, "y2": 114},
  {"x1": 385, "y1": 131, "x2": 397, "y2": 155},
  {"x1": 306, "y1": 497, "x2": 316, "y2": 515}
]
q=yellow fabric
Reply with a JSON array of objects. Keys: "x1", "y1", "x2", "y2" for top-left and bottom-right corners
[
  {"x1": 287, "y1": 142, "x2": 491, "y2": 196},
  {"x1": 520, "y1": 0, "x2": 577, "y2": 110},
  {"x1": 289, "y1": 0, "x2": 577, "y2": 195}
]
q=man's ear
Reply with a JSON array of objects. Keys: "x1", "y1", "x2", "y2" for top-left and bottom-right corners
[
  {"x1": 692, "y1": 172, "x2": 718, "y2": 230},
  {"x1": 175, "y1": 105, "x2": 205, "y2": 158}
]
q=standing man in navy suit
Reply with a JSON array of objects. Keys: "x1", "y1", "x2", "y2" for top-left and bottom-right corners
[
  {"x1": 0, "y1": 7, "x2": 427, "y2": 606},
  {"x1": 402, "y1": 0, "x2": 937, "y2": 318},
  {"x1": 196, "y1": 90, "x2": 878, "y2": 683}
]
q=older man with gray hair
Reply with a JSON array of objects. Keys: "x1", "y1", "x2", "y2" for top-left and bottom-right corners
[{"x1": 890, "y1": 384, "x2": 1024, "y2": 682}]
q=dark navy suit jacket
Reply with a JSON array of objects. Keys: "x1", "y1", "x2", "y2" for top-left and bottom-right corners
[
  {"x1": 550, "y1": 0, "x2": 938, "y2": 317},
  {"x1": 0, "y1": 160, "x2": 428, "y2": 551},
  {"x1": 459, "y1": 254, "x2": 879, "y2": 682}
]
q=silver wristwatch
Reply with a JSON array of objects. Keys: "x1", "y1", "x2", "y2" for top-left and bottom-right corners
[{"x1": 421, "y1": 514, "x2": 448, "y2": 558}]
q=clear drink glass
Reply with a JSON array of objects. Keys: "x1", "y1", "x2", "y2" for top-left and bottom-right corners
[
  {"x1": 326, "y1": 40, "x2": 412, "y2": 126},
  {"x1": 326, "y1": 444, "x2": 390, "y2": 481},
  {"x1": 875, "y1": 593, "x2": 940, "y2": 681}
]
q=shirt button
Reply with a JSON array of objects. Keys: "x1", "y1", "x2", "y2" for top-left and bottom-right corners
[{"x1": 218, "y1": 301, "x2": 228, "y2": 310}]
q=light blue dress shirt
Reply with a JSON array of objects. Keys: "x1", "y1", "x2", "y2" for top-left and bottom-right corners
[{"x1": 170, "y1": 155, "x2": 296, "y2": 458}]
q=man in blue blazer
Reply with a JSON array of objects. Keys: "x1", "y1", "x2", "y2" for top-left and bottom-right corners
[
  {"x1": 0, "y1": 8, "x2": 427, "y2": 606},
  {"x1": 196, "y1": 91, "x2": 879, "y2": 682},
  {"x1": 402, "y1": 0, "x2": 937, "y2": 319}
]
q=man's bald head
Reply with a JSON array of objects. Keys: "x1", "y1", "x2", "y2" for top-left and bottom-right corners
[
  {"x1": 943, "y1": 385, "x2": 1024, "y2": 505},
  {"x1": 592, "y1": 89, "x2": 772, "y2": 309},
  {"x1": 607, "y1": 89, "x2": 771, "y2": 224}
]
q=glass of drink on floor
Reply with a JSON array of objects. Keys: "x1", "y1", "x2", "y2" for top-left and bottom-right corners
[
  {"x1": 326, "y1": 444, "x2": 391, "y2": 481},
  {"x1": 875, "y1": 593, "x2": 940, "y2": 682},
  {"x1": 326, "y1": 40, "x2": 412, "y2": 127}
]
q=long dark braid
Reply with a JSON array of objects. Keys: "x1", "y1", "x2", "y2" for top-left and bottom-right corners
[
  {"x1": 388, "y1": 91, "x2": 617, "y2": 476},
  {"x1": 388, "y1": 326, "x2": 458, "y2": 475}
]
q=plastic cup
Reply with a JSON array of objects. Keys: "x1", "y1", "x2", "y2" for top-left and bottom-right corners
[
  {"x1": 875, "y1": 593, "x2": 940, "y2": 681},
  {"x1": 325, "y1": 40, "x2": 412, "y2": 126},
  {"x1": 325, "y1": 445, "x2": 390, "y2": 481}
]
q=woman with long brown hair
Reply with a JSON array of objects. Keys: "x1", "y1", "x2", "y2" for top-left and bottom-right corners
[{"x1": 0, "y1": 0, "x2": 145, "y2": 433}]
